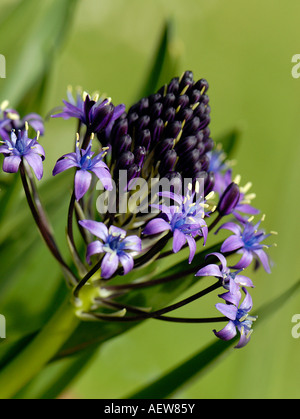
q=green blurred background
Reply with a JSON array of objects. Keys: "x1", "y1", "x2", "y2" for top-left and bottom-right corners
[{"x1": 1, "y1": 0, "x2": 300, "y2": 398}]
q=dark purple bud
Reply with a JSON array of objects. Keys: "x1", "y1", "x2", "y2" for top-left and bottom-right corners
[
  {"x1": 183, "y1": 116, "x2": 200, "y2": 135},
  {"x1": 198, "y1": 154, "x2": 210, "y2": 172},
  {"x1": 136, "y1": 115, "x2": 150, "y2": 131},
  {"x1": 193, "y1": 103, "x2": 206, "y2": 119},
  {"x1": 117, "y1": 134, "x2": 132, "y2": 154},
  {"x1": 189, "y1": 89, "x2": 201, "y2": 104},
  {"x1": 199, "y1": 94, "x2": 209, "y2": 105},
  {"x1": 138, "y1": 97, "x2": 149, "y2": 114},
  {"x1": 177, "y1": 107, "x2": 193, "y2": 122},
  {"x1": 127, "y1": 164, "x2": 141, "y2": 182},
  {"x1": 151, "y1": 118, "x2": 164, "y2": 144},
  {"x1": 178, "y1": 148, "x2": 200, "y2": 170},
  {"x1": 175, "y1": 94, "x2": 189, "y2": 109},
  {"x1": 159, "y1": 149, "x2": 177, "y2": 176},
  {"x1": 128, "y1": 112, "x2": 139, "y2": 127},
  {"x1": 111, "y1": 118, "x2": 128, "y2": 144},
  {"x1": 201, "y1": 127, "x2": 210, "y2": 140},
  {"x1": 164, "y1": 171, "x2": 182, "y2": 194},
  {"x1": 163, "y1": 93, "x2": 176, "y2": 108},
  {"x1": 194, "y1": 79, "x2": 209, "y2": 94},
  {"x1": 175, "y1": 136, "x2": 197, "y2": 154},
  {"x1": 217, "y1": 182, "x2": 240, "y2": 216},
  {"x1": 163, "y1": 107, "x2": 176, "y2": 123},
  {"x1": 165, "y1": 121, "x2": 182, "y2": 139},
  {"x1": 203, "y1": 137, "x2": 214, "y2": 153},
  {"x1": 156, "y1": 138, "x2": 175, "y2": 158},
  {"x1": 167, "y1": 77, "x2": 180, "y2": 94},
  {"x1": 117, "y1": 151, "x2": 135, "y2": 169},
  {"x1": 148, "y1": 93, "x2": 162, "y2": 106},
  {"x1": 134, "y1": 146, "x2": 147, "y2": 167},
  {"x1": 137, "y1": 129, "x2": 151, "y2": 150},
  {"x1": 150, "y1": 102, "x2": 163, "y2": 119},
  {"x1": 91, "y1": 103, "x2": 114, "y2": 133},
  {"x1": 204, "y1": 171, "x2": 215, "y2": 195}
]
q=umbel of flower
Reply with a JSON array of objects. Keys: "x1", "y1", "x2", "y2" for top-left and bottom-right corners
[
  {"x1": 53, "y1": 135, "x2": 112, "y2": 201},
  {"x1": 79, "y1": 220, "x2": 142, "y2": 279},
  {"x1": 52, "y1": 89, "x2": 125, "y2": 135},
  {"x1": 0, "y1": 124, "x2": 45, "y2": 180}
]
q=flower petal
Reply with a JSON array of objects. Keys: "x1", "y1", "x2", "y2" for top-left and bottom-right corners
[
  {"x1": 221, "y1": 236, "x2": 244, "y2": 253},
  {"x1": 119, "y1": 253, "x2": 134, "y2": 275},
  {"x1": 79, "y1": 220, "x2": 108, "y2": 241},
  {"x1": 74, "y1": 169, "x2": 92, "y2": 201},
  {"x1": 2, "y1": 155, "x2": 21, "y2": 174},
  {"x1": 91, "y1": 166, "x2": 113, "y2": 191},
  {"x1": 24, "y1": 152, "x2": 44, "y2": 180},
  {"x1": 122, "y1": 235, "x2": 142, "y2": 252},
  {"x1": 196, "y1": 264, "x2": 223, "y2": 278},
  {"x1": 215, "y1": 302, "x2": 238, "y2": 320},
  {"x1": 53, "y1": 158, "x2": 78, "y2": 176},
  {"x1": 143, "y1": 218, "x2": 171, "y2": 235},
  {"x1": 253, "y1": 249, "x2": 271, "y2": 273},
  {"x1": 217, "y1": 221, "x2": 242, "y2": 236},
  {"x1": 86, "y1": 240, "x2": 103, "y2": 264},
  {"x1": 186, "y1": 235, "x2": 196, "y2": 263},
  {"x1": 172, "y1": 229, "x2": 186, "y2": 253},
  {"x1": 214, "y1": 321, "x2": 237, "y2": 341},
  {"x1": 101, "y1": 252, "x2": 119, "y2": 279},
  {"x1": 232, "y1": 250, "x2": 253, "y2": 270}
]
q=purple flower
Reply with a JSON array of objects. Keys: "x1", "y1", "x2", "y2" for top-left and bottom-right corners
[
  {"x1": 143, "y1": 184, "x2": 208, "y2": 263},
  {"x1": 0, "y1": 128, "x2": 45, "y2": 180},
  {"x1": 53, "y1": 138, "x2": 113, "y2": 201},
  {"x1": 79, "y1": 220, "x2": 142, "y2": 279},
  {"x1": 0, "y1": 105, "x2": 44, "y2": 140},
  {"x1": 196, "y1": 252, "x2": 254, "y2": 305},
  {"x1": 214, "y1": 288, "x2": 257, "y2": 348},
  {"x1": 218, "y1": 220, "x2": 271, "y2": 273},
  {"x1": 52, "y1": 89, "x2": 125, "y2": 134}
]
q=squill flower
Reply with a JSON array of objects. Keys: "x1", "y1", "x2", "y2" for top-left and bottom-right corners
[
  {"x1": 79, "y1": 220, "x2": 142, "y2": 279},
  {"x1": 143, "y1": 183, "x2": 209, "y2": 263},
  {"x1": 219, "y1": 219, "x2": 271, "y2": 273},
  {"x1": 0, "y1": 102, "x2": 44, "y2": 140},
  {"x1": 0, "y1": 126, "x2": 45, "y2": 180},
  {"x1": 52, "y1": 136, "x2": 112, "y2": 201},
  {"x1": 52, "y1": 88, "x2": 125, "y2": 134},
  {"x1": 214, "y1": 288, "x2": 257, "y2": 348}
]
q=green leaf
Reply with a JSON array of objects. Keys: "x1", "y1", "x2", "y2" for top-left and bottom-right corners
[
  {"x1": 137, "y1": 19, "x2": 181, "y2": 100},
  {"x1": 127, "y1": 278, "x2": 300, "y2": 399},
  {"x1": 0, "y1": 0, "x2": 78, "y2": 106}
]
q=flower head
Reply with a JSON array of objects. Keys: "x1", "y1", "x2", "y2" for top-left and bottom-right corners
[
  {"x1": 0, "y1": 126, "x2": 45, "y2": 180},
  {"x1": 0, "y1": 101, "x2": 44, "y2": 140},
  {"x1": 79, "y1": 220, "x2": 142, "y2": 279},
  {"x1": 53, "y1": 135, "x2": 112, "y2": 201},
  {"x1": 214, "y1": 288, "x2": 257, "y2": 348},
  {"x1": 52, "y1": 88, "x2": 125, "y2": 134},
  {"x1": 143, "y1": 182, "x2": 208, "y2": 263},
  {"x1": 219, "y1": 219, "x2": 271, "y2": 273}
]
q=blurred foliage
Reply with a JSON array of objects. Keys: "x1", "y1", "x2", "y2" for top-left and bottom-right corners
[{"x1": 0, "y1": 0, "x2": 300, "y2": 399}]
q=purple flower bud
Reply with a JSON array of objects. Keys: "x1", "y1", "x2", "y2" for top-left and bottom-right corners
[{"x1": 217, "y1": 182, "x2": 241, "y2": 216}]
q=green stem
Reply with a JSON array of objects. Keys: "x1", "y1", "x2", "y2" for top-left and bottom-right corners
[{"x1": 0, "y1": 297, "x2": 79, "y2": 399}]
